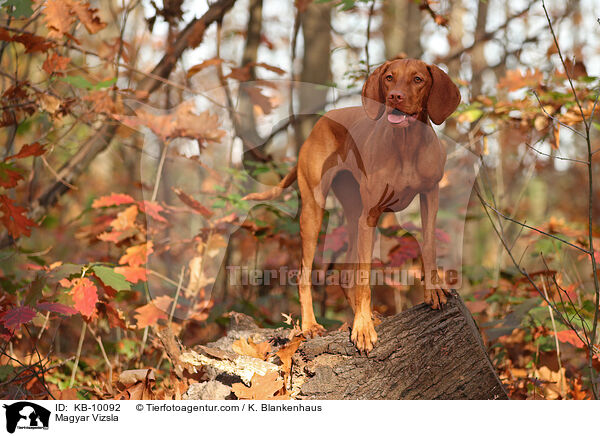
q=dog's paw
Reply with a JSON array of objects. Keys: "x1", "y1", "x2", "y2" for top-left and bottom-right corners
[
  {"x1": 424, "y1": 288, "x2": 452, "y2": 309},
  {"x1": 351, "y1": 315, "x2": 378, "y2": 354},
  {"x1": 301, "y1": 322, "x2": 326, "y2": 339}
]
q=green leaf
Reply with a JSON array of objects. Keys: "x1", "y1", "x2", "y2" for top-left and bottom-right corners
[
  {"x1": 60, "y1": 76, "x2": 116, "y2": 91},
  {"x1": 2, "y1": 0, "x2": 33, "y2": 18},
  {"x1": 92, "y1": 266, "x2": 131, "y2": 291},
  {"x1": 0, "y1": 365, "x2": 14, "y2": 382}
]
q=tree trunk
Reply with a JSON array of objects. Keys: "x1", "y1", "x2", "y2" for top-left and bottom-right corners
[
  {"x1": 170, "y1": 294, "x2": 508, "y2": 400},
  {"x1": 382, "y1": 0, "x2": 423, "y2": 60}
]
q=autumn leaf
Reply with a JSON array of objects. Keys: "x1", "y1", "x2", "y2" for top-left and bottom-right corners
[
  {"x1": 555, "y1": 330, "x2": 585, "y2": 348},
  {"x1": 0, "y1": 195, "x2": 36, "y2": 238},
  {"x1": 119, "y1": 241, "x2": 153, "y2": 268},
  {"x1": 0, "y1": 162, "x2": 24, "y2": 188},
  {"x1": 232, "y1": 337, "x2": 272, "y2": 360},
  {"x1": 187, "y1": 58, "x2": 224, "y2": 78},
  {"x1": 5, "y1": 142, "x2": 46, "y2": 161},
  {"x1": 11, "y1": 33, "x2": 55, "y2": 53},
  {"x1": 115, "y1": 101, "x2": 225, "y2": 145},
  {"x1": 244, "y1": 86, "x2": 273, "y2": 115},
  {"x1": 497, "y1": 69, "x2": 543, "y2": 92},
  {"x1": 43, "y1": 0, "x2": 75, "y2": 39},
  {"x1": 114, "y1": 266, "x2": 147, "y2": 284},
  {"x1": 110, "y1": 205, "x2": 138, "y2": 231},
  {"x1": 42, "y1": 53, "x2": 70, "y2": 75},
  {"x1": 232, "y1": 372, "x2": 288, "y2": 400},
  {"x1": 138, "y1": 200, "x2": 167, "y2": 223},
  {"x1": 322, "y1": 226, "x2": 347, "y2": 252},
  {"x1": 0, "y1": 306, "x2": 36, "y2": 330},
  {"x1": 134, "y1": 295, "x2": 173, "y2": 328},
  {"x1": 69, "y1": 0, "x2": 107, "y2": 34},
  {"x1": 276, "y1": 336, "x2": 303, "y2": 377},
  {"x1": 92, "y1": 192, "x2": 135, "y2": 208},
  {"x1": 36, "y1": 301, "x2": 78, "y2": 316},
  {"x1": 63, "y1": 277, "x2": 98, "y2": 318},
  {"x1": 172, "y1": 187, "x2": 213, "y2": 218},
  {"x1": 388, "y1": 236, "x2": 420, "y2": 267}
]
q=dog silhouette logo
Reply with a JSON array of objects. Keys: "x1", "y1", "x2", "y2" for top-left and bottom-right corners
[{"x1": 3, "y1": 402, "x2": 50, "y2": 433}]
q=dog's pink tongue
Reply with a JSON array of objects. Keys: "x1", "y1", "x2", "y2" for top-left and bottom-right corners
[{"x1": 388, "y1": 113, "x2": 406, "y2": 124}]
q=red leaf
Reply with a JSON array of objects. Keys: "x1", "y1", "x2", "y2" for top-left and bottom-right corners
[
  {"x1": 11, "y1": 33, "x2": 55, "y2": 53},
  {"x1": 63, "y1": 277, "x2": 98, "y2": 318},
  {"x1": 42, "y1": 53, "x2": 70, "y2": 75},
  {"x1": 0, "y1": 162, "x2": 24, "y2": 188},
  {"x1": 114, "y1": 266, "x2": 147, "y2": 283},
  {"x1": 555, "y1": 330, "x2": 585, "y2": 348},
  {"x1": 322, "y1": 226, "x2": 348, "y2": 252},
  {"x1": 138, "y1": 200, "x2": 167, "y2": 223},
  {"x1": 388, "y1": 236, "x2": 420, "y2": 267},
  {"x1": 0, "y1": 195, "x2": 36, "y2": 238},
  {"x1": 92, "y1": 193, "x2": 135, "y2": 208},
  {"x1": 0, "y1": 306, "x2": 36, "y2": 330},
  {"x1": 36, "y1": 301, "x2": 78, "y2": 316},
  {"x1": 5, "y1": 142, "x2": 46, "y2": 161},
  {"x1": 134, "y1": 295, "x2": 173, "y2": 328}
]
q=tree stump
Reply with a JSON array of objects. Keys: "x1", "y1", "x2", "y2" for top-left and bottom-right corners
[
  {"x1": 162, "y1": 293, "x2": 508, "y2": 400},
  {"x1": 292, "y1": 292, "x2": 508, "y2": 399}
]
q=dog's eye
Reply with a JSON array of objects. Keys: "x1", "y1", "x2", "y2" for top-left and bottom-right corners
[
  {"x1": 414, "y1": 76, "x2": 423, "y2": 83},
  {"x1": 385, "y1": 74, "x2": 393, "y2": 81}
]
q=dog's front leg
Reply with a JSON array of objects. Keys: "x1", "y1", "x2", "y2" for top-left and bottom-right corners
[
  {"x1": 420, "y1": 185, "x2": 451, "y2": 309},
  {"x1": 350, "y1": 215, "x2": 378, "y2": 354}
]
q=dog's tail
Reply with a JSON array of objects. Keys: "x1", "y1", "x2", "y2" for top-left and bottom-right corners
[{"x1": 242, "y1": 166, "x2": 298, "y2": 201}]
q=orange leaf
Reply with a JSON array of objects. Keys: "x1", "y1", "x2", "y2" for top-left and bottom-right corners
[
  {"x1": 114, "y1": 266, "x2": 147, "y2": 283},
  {"x1": 276, "y1": 336, "x2": 303, "y2": 376},
  {"x1": 134, "y1": 295, "x2": 173, "y2": 328},
  {"x1": 92, "y1": 192, "x2": 135, "y2": 208},
  {"x1": 65, "y1": 277, "x2": 98, "y2": 318},
  {"x1": 110, "y1": 205, "x2": 138, "y2": 231},
  {"x1": 232, "y1": 338, "x2": 272, "y2": 360},
  {"x1": 119, "y1": 241, "x2": 153, "y2": 268},
  {"x1": 69, "y1": 0, "x2": 106, "y2": 34},
  {"x1": 0, "y1": 195, "x2": 36, "y2": 238},
  {"x1": 497, "y1": 69, "x2": 543, "y2": 92},
  {"x1": 137, "y1": 200, "x2": 167, "y2": 223},
  {"x1": 42, "y1": 53, "x2": 70, "y2": 75},
  {"x1": 43, "y1": 0, "x2": 75, "y2": 38},
  {"x1": 555, "y1": 330, "x2": 585, "y2": 348},
  {"x1": 186, "y1": 58, "x2": 224, "y2": 78}
]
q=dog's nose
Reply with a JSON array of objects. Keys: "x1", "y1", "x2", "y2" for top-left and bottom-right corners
[{"x1": 387, "y1": 91, "x2": 405, "y2": 103}]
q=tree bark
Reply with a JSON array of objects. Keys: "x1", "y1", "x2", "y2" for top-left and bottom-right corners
[
  {"x1": 382, "y1": 0, "x2": 423, "y2": 60},
  {"x1": 293, "y1": 293, "x2": 507, "y2": 399},
  {"x1": 172, "y1": 294, "x2": 508, "y2": 400}
]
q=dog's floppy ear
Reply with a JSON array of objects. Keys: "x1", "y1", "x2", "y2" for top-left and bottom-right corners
[
  {"x1": 426, "y1": 64, "x2": 461, "y2": 125},
  {"x1": 362, "y1": 62, "x2": 390, "y2": 120}
]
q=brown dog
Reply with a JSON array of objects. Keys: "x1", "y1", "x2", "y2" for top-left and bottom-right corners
[{"x1": 244, "y1": 59, "x2": 461, "y2": 353}]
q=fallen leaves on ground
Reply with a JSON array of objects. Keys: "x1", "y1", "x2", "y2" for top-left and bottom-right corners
[{"x1": 232, "y1": 372, "x2": 289, "y2": 400}]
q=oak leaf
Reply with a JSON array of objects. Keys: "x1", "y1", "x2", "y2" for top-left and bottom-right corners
[
  {"x1": 0, "y1": 162, "x2": 24, "y2": 188},
  {"x1": 232, "y1": 337, "x2": 272, "y2": 360},
  {"x1": 232, "y1": 372, "x2": 288, "y2": 400}
]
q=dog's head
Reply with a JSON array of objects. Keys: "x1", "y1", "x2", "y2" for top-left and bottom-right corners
[{"x1": 361, "y1": 59, "x2": 461, "y2": 127}]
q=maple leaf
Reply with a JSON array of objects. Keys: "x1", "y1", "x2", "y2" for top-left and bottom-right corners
[
  {"x1": 63, "y1": 277, "x2": 98, "y2": 318},
  {"x1": 555, "y1": 330, "x2": 585, "y2": 348},
  {"x1": 232, "y1": 372, "x2": 288, "y2": 400},
  {"x1": 36, "y1": 302, "x2": 78, "y2": 316},
  {"x1": 134, "y1": 295, "x2": 173, "y2": 328},
  {"x1": 42, "y1": 53, "x2": 70, "y2": 75},
  {"x1": 0, "y1": 306, "x2": 36, "y2": 330},
  {"x1": 119, "y1": 241, "x2": 153, "y2": 267},
  {"x1": 0, "y1": 162, "x2": 24, "y2": 188},
  {"x1": 232, "y1": 337, "x2": 272, "y2": 360},
  {"x1": 172, "y1": 187, "x2": 213, "y2": 218},
  {"x1": 114, "y1": 266, "x2": 147, "y2": 283},
  {"x1": 0, "y1": 195, "x2": 36, "y2": 238},
  {"x1": 137, "y1": 200, "x2": 167, "y2": 223},
  {"x1": 92, "y1": 192, "x2": 135, "y2": 208},
  {"x1": 5, "y1": 142, "x2": 46, "y2": 161}
]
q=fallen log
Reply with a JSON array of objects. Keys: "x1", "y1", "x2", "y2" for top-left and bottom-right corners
[{"x1": 157, "y1": 293, "x2": 508, "y2": 400}]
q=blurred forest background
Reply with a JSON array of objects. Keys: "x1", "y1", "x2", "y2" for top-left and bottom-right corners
[{"x1": 1, "y1": 0, "x2": 600, "y2": 400}]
